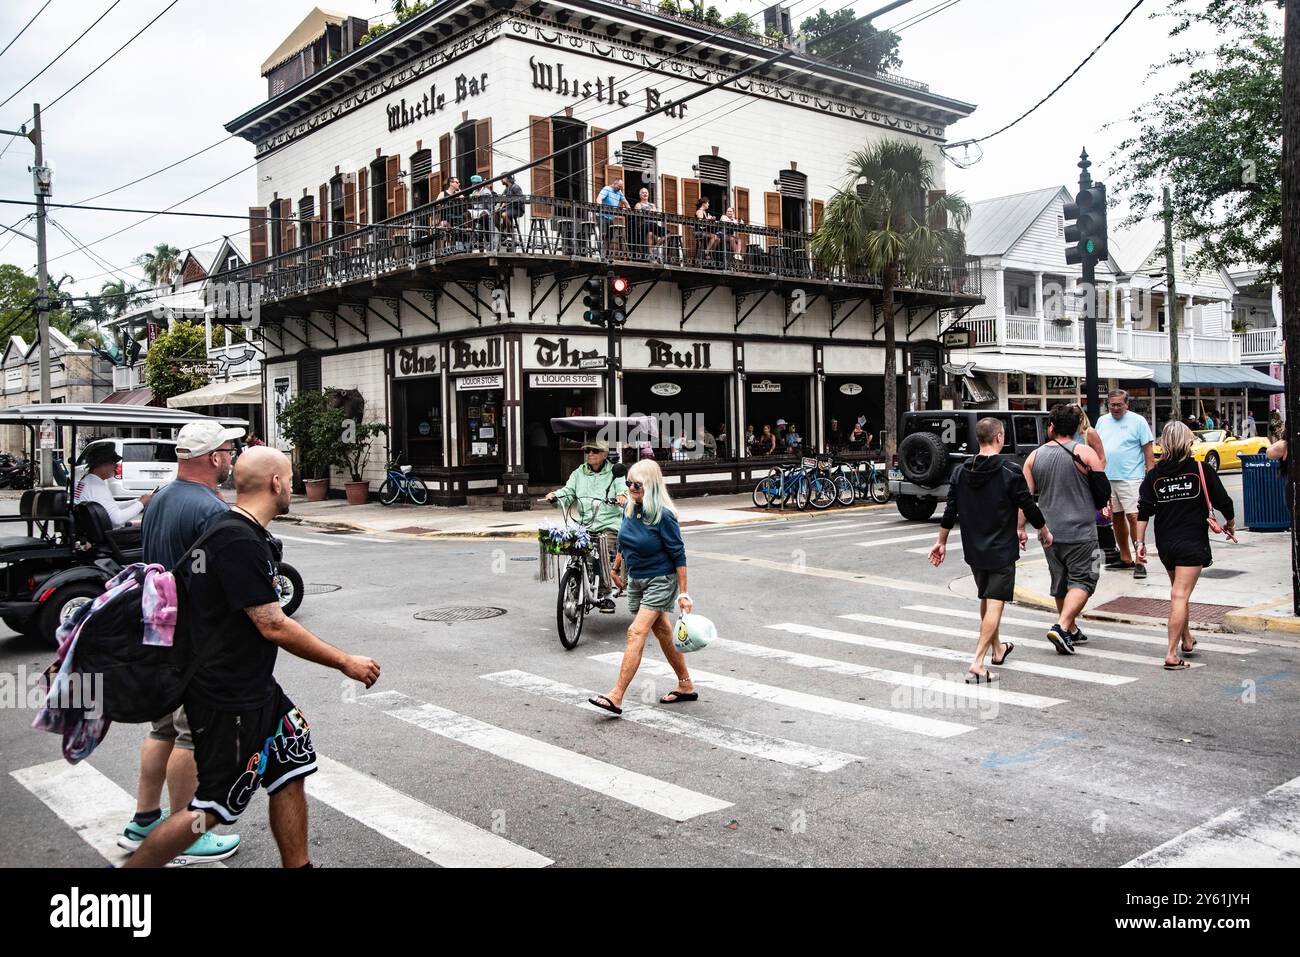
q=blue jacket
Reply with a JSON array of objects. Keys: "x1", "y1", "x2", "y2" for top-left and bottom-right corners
[{"x1": 617, "y1": 505, "x2": 686, "y2": 579}]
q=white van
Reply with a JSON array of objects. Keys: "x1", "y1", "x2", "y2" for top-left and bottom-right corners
[{"x1": 74, "y1": 438, "x2": 179, "y2": 500}]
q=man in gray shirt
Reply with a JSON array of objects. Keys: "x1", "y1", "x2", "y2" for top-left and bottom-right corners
[
  {"x1": 118, "y1": 420, "x2": 245, "y2": 865},
  {"x1": 1024, "y1": 404, "x2": 1104, "y2": 655}
]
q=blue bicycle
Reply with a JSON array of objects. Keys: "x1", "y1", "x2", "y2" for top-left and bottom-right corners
[
  {"x1": 752, "y1": 458, "x2": 832, "y2": 510},
  {"x1": 379, "y1": 451, "x2": 429, "y2": 506}
]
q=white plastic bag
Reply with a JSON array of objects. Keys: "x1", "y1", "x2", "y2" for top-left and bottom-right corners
[{"x1": 673, "y1": 612, "x2": 716, "y2": 653}]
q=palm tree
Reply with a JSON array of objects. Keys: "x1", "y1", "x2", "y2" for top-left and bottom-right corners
[
  {"x1": 100, "y1": 278, "x2": 142, "y2": 318},
  {"x1": 810, "y1": 140, "x2": 970, "y2": 459},
  {"x1": 133, "y1": 243, "x2": 182, "y2": 287}
]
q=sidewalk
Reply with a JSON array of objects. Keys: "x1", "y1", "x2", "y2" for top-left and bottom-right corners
[
  {"x1": 953, "y1": 527, "x2": 1300, "y2": 642},
  {"x1": 276, "y1": 492, "x2": 886, "y2": 539}
]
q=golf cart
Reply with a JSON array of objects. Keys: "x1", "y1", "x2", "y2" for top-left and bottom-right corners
[{"x1": 0, "y1": 403, "x2": 303, "y2": 646}]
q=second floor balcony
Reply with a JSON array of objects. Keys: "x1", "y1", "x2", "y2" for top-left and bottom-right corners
[{"x1": 967, "y1": 314, "x2": 1253, "y2": 366}]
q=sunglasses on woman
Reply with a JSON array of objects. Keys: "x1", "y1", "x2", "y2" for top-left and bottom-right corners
[{"x1": 626, "y1": 482, "x2": 644, "y2": 491}]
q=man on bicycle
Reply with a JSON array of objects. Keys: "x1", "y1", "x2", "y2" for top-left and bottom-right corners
[{"x1": 545, "y1": 438, "x2": 627, "y2": 613}]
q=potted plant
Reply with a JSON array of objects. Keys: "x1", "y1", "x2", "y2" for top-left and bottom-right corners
[
  {"x1": 277, "y1": 391, "x2": 347, "y2": 501},
  {"x1": 341, "y1": 422, "x2": 389, "y2": 505}
]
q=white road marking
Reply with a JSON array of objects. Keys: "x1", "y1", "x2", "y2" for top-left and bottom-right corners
[
  {"x1": 755, "y1": 520, "x2": 894, "y2": 539},
  {"x1": 10, "y1": 760, "x2": 226, "y2": 867},
  {"x1": 903, "y1": 604, "x2": 1254, "y2": 654},
  {"x1": 360, "y1": 691, "x2": 731, "y2": 821},
  {"x1": 709, "y1": 637, "x2": 1066, "y2": 709},
  {"x1": 481, "y1": 670, "x2": 863, "y2": 772},
  {"x1": 767, "y1": 622, "x2": 1137, "y2": 686},
  {"x1": 1124, "y1": 775, "x2": 1300, "y2": 867},
  {"x1": 306, "y1": 756, "x2": 551, "y2": 867},
  {"x1": 276, "y1": 533, "x2": 347, "y2": 547},
  {"x1": 856, "y1": 532, "x2": 952, "y2": 548},
  {"x1": 842, "y1": 613, "x2": 1201, "y2": 669},
  {"x1": 588, "y1": 654, "x2": 975, "y2": 738}
]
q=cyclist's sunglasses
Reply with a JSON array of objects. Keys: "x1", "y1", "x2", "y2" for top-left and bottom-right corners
[{"x1": 626, "y1": 481, "x2": 644, "y2": 491}]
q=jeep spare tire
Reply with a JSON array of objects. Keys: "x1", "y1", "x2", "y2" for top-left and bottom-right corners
[{"x1": 898, "y1": 431, "x2": 949, "y2": 486}]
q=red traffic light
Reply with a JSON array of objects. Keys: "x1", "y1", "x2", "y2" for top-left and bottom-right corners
[{"x1": 610, "y1": 277, "x2": 630, "y2": 295}]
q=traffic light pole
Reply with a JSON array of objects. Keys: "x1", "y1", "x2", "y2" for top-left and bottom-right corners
[
  {"x1": 1075, "y1": 151, "x2": 1101, "y2": 424},
  {"x1": 606, "y1": 269, "x2": 618, "y2": 416}
]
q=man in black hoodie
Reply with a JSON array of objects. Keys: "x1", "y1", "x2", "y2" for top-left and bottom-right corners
[{"x1": 929, "y1": 417, "x2": 1053, "y2": 682}]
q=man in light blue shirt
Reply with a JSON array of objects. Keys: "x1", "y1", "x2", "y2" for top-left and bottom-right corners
[
  {"x1": 1094, "y1": 388, "x2": 1155, "y2": 578},
  {"x1": 596, "y1": 177, "x2": 629, "y2": 250}
]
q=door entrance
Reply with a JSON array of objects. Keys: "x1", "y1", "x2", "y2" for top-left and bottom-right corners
[{"x1": 524, "y1": 385, "x2": 600, "y2": 486}]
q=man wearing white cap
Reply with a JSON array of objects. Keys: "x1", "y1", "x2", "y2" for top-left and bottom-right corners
[{"x1": 118, "y1": 418, "x2": 246, "y2": 866}]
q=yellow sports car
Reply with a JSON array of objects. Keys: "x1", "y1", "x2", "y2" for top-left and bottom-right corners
[{"x1": 1153, "y1": 429, "x2": 1270, "y2": 471}]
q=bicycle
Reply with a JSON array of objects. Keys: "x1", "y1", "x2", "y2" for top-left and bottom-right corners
[
  {"x1": 379, "y1": 451, "x2": 429, "y2": 506},
  {"x1": 830, "y1": 458, "x2": 890, "y2": 506},
  {"x1": 752, "y1": 458, "x2": 830, "y2": 510},
  {"x1": 543, "y1": 493, "x2": 624, "y2": 650}
]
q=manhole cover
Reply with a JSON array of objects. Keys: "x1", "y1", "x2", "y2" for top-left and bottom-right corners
[
  {"x1": 510, "y1": 556, "x2": 538, "y2": 562},
  {"x1": 1200, "y1": 568, "x2": 1245, "y2": 579},
  {"x1": 305, "y1": 583, "x2": 342, "y2": 594},
  {"x1": 414, "y1": 606, "x2": 508, "y2": 622}
]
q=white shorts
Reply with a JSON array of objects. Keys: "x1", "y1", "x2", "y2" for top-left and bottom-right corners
[{"x1": 1110, "y1": 479, "x2": 1142, "y2": 514}]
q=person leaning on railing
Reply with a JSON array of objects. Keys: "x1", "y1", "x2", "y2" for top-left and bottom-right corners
[
  {"x1": 497, "y1": 174, "x2": 525, "y2": 245},
  {"x1": 633, "y1": 187, "x2": 664, "y2": 261}
]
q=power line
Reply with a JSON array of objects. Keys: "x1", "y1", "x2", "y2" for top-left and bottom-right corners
[
  {"x1": 887, "y1": 0, "x2": 964, "y2": 32},
  {"x1": 74, "y1": 134, "x2": 236, "y2": 205},
  {"x1": 945, "y1": 0, "x2": 1146, "y2": 150},
  {"x1": 0, "y1": 0, "x2": 53, "y2": 62},
  {"x1": 0, "y1": 0, "x2": 124, "y2": 113},
  {"x1": 43, "y1": 0, "x2": 184, "y2": 114}
]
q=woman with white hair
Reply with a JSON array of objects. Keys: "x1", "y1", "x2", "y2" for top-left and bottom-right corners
[
  {"x1": 588, "y1": 459, "x2": 696, "y2": 715},
  {"x1": 1134, "y1": 420, "x2": 1235, "y2": 671}
]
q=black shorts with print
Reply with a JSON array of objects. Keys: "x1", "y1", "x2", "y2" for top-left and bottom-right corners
[{"x1": 186, "y1": 686, "x2": 317, "y2": 824}]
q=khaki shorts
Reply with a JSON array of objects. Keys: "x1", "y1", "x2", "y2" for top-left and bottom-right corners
[
  {"x1": 1110, "y1": 479, "x2": 1142, "y2": 514},
  {"x1": 148, "y1": 705, "x2": 193, "y2": 750},
  {"x1": 627, "y1": 575, "x2": 679, "y2": 614}
]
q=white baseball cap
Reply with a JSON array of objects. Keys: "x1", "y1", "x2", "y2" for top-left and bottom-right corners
[{"x1": 175, "y1": 421, "x2": 246, "y2": 459}]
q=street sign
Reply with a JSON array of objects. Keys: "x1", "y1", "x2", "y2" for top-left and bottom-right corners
[
  {"x1": 578, "y1": 357, "x2": 606, "y2": 369},
  {"x1": 940, "y1": 327, "x2": 972, "y2": 348}
]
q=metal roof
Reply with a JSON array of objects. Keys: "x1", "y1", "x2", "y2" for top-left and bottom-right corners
[
  {"x1": 963, "y1": 186, "x2": 1070, "y2": 258},
  {"x1": 0, "y1": 403, "x2": 248, "y2": 429}
]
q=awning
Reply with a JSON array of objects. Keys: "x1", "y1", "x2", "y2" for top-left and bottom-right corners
[
  {"x1": 102, "y1": 387, "x2": 156, "y2": 406},
  {"x1": 961, "y1": 373, "x2": 997, "y2": 404},
  {"x1": 1141, "y1": 363, "x2": 1285, "y2": 393},
  {"x1": 947, "y1": 351, "x2": 1155, "y2": 380},
  {"x1": 166, "y1": 378, "x2": 263, "y2": 408}
]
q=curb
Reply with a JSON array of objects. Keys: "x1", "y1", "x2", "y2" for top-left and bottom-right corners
[{"x1": 1222, "y1": 607, "x2": 1300, "y2": 640}]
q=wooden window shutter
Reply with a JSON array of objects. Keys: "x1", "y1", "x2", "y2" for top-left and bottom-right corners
[
  {"x1": 357, "y1": 168, "x2": 368, "y2": 226},
  {"x1": 386, "y1": 155, "x2": 401, "y2": 219},
  {"x1": 439, "y1": 133, "x2": 452, "y2": 184},
  {"x1": 430, "y1": 171, "x2": 443, "y2": 201},
  {"x1": 529, "y1": 115, "x2": 553, "y2": 217},
  {"x1": 343, "y1": 176, "x2": 356, "y2": 234},
  {"x1": 682, "y1": 178, "x2": 701, "y2": 258},
  {"x1": 811, "y1": 199, "x2": 825, "y2": 230},
  {"x1": 604, "y1": 164, "x2": 624, "y2": 195},
  {"x1": 764, "y1": 191, "x2": 782, "y2": 249},
  {"x1": 248, "y1": 207, "x2": 268, "y2": 261},
  {"x1": 660, "y1": 174, "x2": 679, "y2": 235},
  {"x1": 927, "y1": 189, "x2": 947, "y2": 229},
  {"x1": 475, "y1": 118, "x2": 492, "y2": 179},
  {"x1": 591, "y1": 128, "x2": 609, "y2": 199},
  {"x1": 394, "y1": 181, "x2": 408, "y2": 217},
  {"x1": 279, "y1": 199, "x2": 293, "y2": 254},
  {"x1": 735, "y1": 187, "x2": 750, "y2": 246},
  {"x1": 318, "y1": 184, "x2": 328, "y2": 243}
]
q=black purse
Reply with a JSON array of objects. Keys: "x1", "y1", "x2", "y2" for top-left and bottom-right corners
[{"x1": 1056, "y1": 440, "x2": 1111, "y2": 510}]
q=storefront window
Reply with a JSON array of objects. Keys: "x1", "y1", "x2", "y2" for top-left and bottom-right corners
[
  {"x1": 458, "y1": 386, "x2": 503, "y2": 466},
  {"x1": 622, "y1": 372, "x2": 729, "y2": 462},
  {"x1": 394, "y1": 377, "x2": 442, "y2": 470},
  {"x1": 744, "y1": 374, "x2": 810, "y2": 457}
]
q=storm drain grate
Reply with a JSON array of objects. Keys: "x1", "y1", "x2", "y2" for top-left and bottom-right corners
[
  {"x1": 305, "y1": 583, "x2": 342, "y2": 595},
  {"x1": 510, "y1": 556, "x2": 538, "y2": 562},
  {"x1": 415, "y1": 606, "x2": 508, "y2": 622}
]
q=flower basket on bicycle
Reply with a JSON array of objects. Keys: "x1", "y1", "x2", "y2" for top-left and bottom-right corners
[{"x1": 537, "y1": 522, "x2": 595, "y2": 582}]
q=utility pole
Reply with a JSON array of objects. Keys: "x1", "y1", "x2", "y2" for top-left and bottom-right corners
[
  {"x1": 1163, "y1": 186, "x2": 1180, "y2": 426},
  {"x1": 1282, "y1": 0, "x2": 1299, "y2": 614},
  {"x1": 32, "y1": 103, "x2": 53, "y2": 487}
]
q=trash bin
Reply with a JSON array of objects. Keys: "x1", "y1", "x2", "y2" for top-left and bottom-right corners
[{"x1": 1240, "y1": 453, "x2": 1290, "y2": 531}]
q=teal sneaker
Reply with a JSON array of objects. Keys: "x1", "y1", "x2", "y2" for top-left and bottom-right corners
[
  {"x1": 166, "y1": 831, "x2": 241, "y2": 868},
  {"x1": 117, "y1": 815, "x2": 162, "y2": 851}
]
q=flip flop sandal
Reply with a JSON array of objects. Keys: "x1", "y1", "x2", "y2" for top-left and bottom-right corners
[
  {"x1": 1163, "y1": 659, "x2": 1191, "y2": 671},
  {"x1": 660, "y1": 690, "x2": 699, "y2": 703},
  {"x1": 991, "y1": 643, "x2": 1015, "y2": 666},
  {"x1": 964, "y1": 670, "x2": 998, "y2": 684},
  {"x1": 588, "y1": 695, "x2": 623, "y2": 715},
  {"x1": 1181, "y1": 640, "x2": 1198, "y2": 657}
]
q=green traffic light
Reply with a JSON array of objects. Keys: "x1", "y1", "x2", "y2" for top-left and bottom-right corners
[{"x1": 1085, "y1": 239, "x2": 1096, "y2": 255}]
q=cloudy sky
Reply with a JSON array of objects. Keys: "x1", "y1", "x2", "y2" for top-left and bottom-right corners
[{"x1": 0, "y1": 0, "x2": 1226, "y2": 297}]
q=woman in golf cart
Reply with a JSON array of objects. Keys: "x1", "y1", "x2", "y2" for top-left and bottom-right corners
[{"x1": 545, "y1": 436, "x2": 628, "y2": 613}]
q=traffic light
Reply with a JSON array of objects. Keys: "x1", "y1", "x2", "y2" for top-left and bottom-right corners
[
  {"x1": 608, "y1": 275, "x2": 629, "y2": 327},
  {"x1": 1063, "y1": 183, "x2": 1108, "y2": 266},
  {"x1": 581, "y1": 276, "x2": 605, "y2": 326}
]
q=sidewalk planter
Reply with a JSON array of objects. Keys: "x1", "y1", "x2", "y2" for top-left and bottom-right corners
[
  {"x1": 1240, "y1": 453, "x2": 1290, "y2": 531},
  {"x1": 304, "y1": 478, "x2": 329, "y2": 502},
  {"x1": 344, "y1": 480, "x2": 370, "y2": 506}
]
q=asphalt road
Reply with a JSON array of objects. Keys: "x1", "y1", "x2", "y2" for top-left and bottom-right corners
[{"x1": 3, "y1": 476, "x2": 1298, "y2": 868}]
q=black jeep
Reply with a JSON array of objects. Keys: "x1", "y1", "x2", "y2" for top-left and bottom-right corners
[{"x1": 888, "y1": 409, "x2": 1051, "y2": 521}]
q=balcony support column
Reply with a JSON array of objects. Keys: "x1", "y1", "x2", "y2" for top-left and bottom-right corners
[{"x1": 993, "y1": 266, "x2": 1006, "y2": 345}]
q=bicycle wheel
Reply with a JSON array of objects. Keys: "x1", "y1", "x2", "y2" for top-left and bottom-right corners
[
  {"x1": 793, "y1": 475, "x2": 812, "y2": 510},
  {"x1": 809, "y1": 475, "x2": 836, "y2": 509},
  {"x1": 379, "y1": 476, "x2": 402, "y2": 506},
  {"x1": 869, "y1": 469, "x2": 891, "y2": 504},
  {"x1": 557, "y1": 566, "x2": 585, "y2": 650},
  {"x1": 834, "y1": 474, "x2": 855, "y2": 506},
  {"x1": 407, "y1": 477, "x2": 429, "y2": 505},
  {"x1": 752, "y1": 474, "x2": 780, "y2": 508}
]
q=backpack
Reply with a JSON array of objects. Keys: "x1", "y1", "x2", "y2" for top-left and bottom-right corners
[{"x1": 32, "y1": 523, "x2": 225, "y2": 760}]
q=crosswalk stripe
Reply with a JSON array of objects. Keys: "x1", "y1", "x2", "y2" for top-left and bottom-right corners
[
  {"x1": 767, "y1": 622, "x2": 1137, "y2": 686},
  {"x1": 709, "y1": 637, "x2": 1066, "y2": 709},
  {"x1": 903, "y1": 604, "x2": 1254, "y2": 655},
  {"x1": 481, "y1": 670, "x2": 862, "y2": 772},
  {"x1": 855, "y1": 532, "x2": 948, "y2": 548},
  {"x1": 587, "y1": 654, "x2": 975, "y2": 738},
  {"x1": 276, "y1": 533, "x2": 346, "y2": 547},
  {"x1": 904, "y1": 542, "x2": 1043, "y2": 556},
  {"x1": 360, "y1": 691, "x2": 731, "y2": 821},
  {"x1": 306, "y1": 756, "x2": 552, "y2": 868},
  {"x1": 1124, "y1": 775, "x2": 1300, "y2": 867},
  {"x1": 683, "y1": 520, "x2": 786, "y2": 535},
  {"x1": 755, "y1": 520, "x2": 896, "y2": 539},
  {"x1": 10, "y1": 760, "x2": 226, "y2": 868},
  {"x1": 842, "y1": 613, "x2": 1201, "y2": 669}
]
